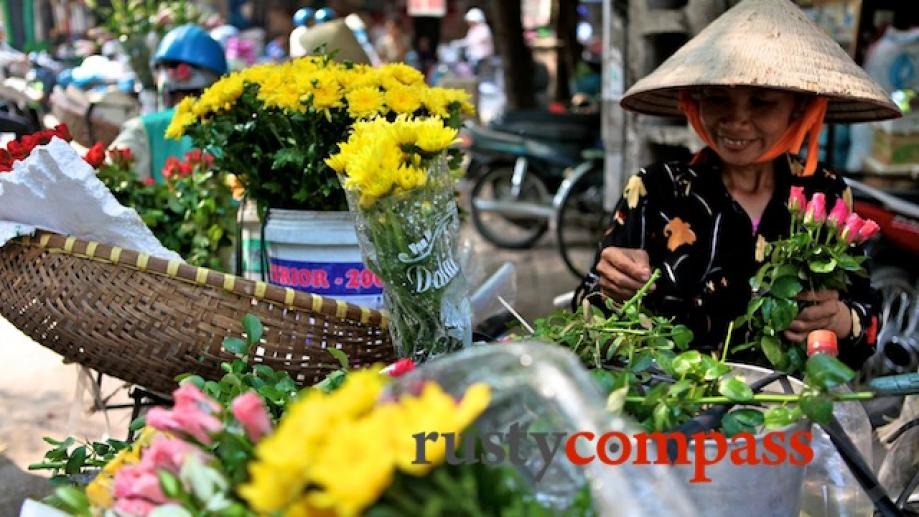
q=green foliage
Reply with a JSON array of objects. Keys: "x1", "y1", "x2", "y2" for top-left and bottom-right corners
[
  {"x1": 28, "y1": 436, "x2": 129, "y2": 485},
  {"x1": 370, "y1": 437, "x2": 595, "y2": 517},
  {"x1": 84, "y1": 0, "x2": 204, "y2": 89},
  {"x1": 734, "y1": 216, "x2": 868, "y2": 373},
  {"x1": 533, "y1": 271, "x2": 864, "y2": 434},
  {"x1": 96, "y1": 148, "x2": 237, "y2": 271}
]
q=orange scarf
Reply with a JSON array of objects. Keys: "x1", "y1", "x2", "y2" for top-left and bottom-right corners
[{"x1": 677, "y1": 91, "x2": 829, "y2": 176}]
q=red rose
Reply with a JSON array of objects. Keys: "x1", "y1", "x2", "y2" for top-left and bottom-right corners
[
  {"x1": 108, "y1": 147, "x2": 134, "y2": 167},
  {"x1": 7, "y1": 140, "x2": 28, "y2": 160},
  {"x1": 53, "y1": 124, "x2": 72, "y2": 142},
  {"x1": 162, "y1": 156, "x2": 182, "y2": 179},
  {"x1": 143, "y1": 177, "x2": 155, "y2": 186},
  {"x1": 83, "y1": 142, "x2": 106, "y2": 168},
  {"x1": 185, "y1": 149, "x2": 202, "y2": 164},
  {"x1": 0, "y1": 149, "x2": 12, "y2": 172}
]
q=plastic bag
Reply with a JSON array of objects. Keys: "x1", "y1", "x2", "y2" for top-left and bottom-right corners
[{"x1": 388, "y1": 342, "x2": 697, "y2": 516}]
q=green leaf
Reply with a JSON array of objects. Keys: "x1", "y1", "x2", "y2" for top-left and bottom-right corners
[
  {"x1": 52, "y1": 486, "x2": 90, "y2": 514},
  {"x1": 721, "y1": 409, "x2": 764, "y2": 436},
  {"x1": 129, "y1": 416, "x2": 146, "y2": 432},
  {"x1": 761, "y1": 335, "x2": 787, "y2": 370},
  {"x1": 671, "y1": 351, "x2": 702, "y2": 378},
  {"x1": 671, "y1": 325, "x2": 694, "y2": 349},
  {"x1": 223, "y1": 337, "x2": 247, "y2": 356},
  {"x1": 158, "y1": 470, "x2": 184, "y2": 499},
  {"x1": 836, "y1": 255, "x2": 862, "y2": 271},
  {"x1": 771, "y1": 276, "x2": 803, "y2": 299},
  {"x1": 763, "y1": 406, "x2": 800, "y2": 429},
  {"x1": 718, "y1": 377, "x2": 754, "y2": 402},
  {"x1": 630, "y1": 352, "x2": 653, "y2": 373},
  {"x1": 805, "y1": 354, "x2": 855, "y2": 390},
  {"x1": 770, "y1": 298, "x2": 799, "y2": 331},
  {"x1": 242, "y1": 313, "x2": 264, "y2": 344},
  {"x1": 326, "y1": 348, "x2": 349, "y2": 370},
  {"x1": 64, "y1": 446, "x2": 87, "y2": 475},
  {"x1": 809, "y1": 258, "x2": 837, "y2": 273},
  {"x1": 800, "y1": 394, "x2": 834, "y2": 425}
]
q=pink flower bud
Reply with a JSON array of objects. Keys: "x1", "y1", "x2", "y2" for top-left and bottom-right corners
[
  {"x1": 826, "y1": 198, "x2": 849, "y2": 228},
  {"x1": 787, "y1": 186, "x2": 806, "y2": 216},
  {"x1": 383, "y1": 358, "x2": 416, "y2": 377},
  {"x1": 856, "y1": 219, "x2": 880, "y2": 243},
  {"x1": 147, "y1": 384, "x2": 223, "y2": 444},
  {"x1": 839, "y1": 213, "x2": 864, "y2": 243},
  {"x1": 803, "y1": 193, "x2": 827, "y2": 225},
  {"x1": 231, "y1": 392, "x2": 273, "y2": 442}
]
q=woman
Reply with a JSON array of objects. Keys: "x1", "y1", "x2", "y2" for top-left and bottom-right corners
[{"x1": 581, "y1": 0, "x2": 900, "y2": 367}]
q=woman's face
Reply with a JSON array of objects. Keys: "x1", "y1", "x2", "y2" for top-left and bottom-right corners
[{"x1": 697, "y1": 86, "x2": 798, "y2": 167}]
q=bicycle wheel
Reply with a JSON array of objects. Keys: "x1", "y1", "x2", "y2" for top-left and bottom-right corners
[
  {"x1": 470, "y1": 164, "x2": 550, "y2": 249},
  {"x1": 556, "y1": 165, "x2": 610, "y2": 279}
]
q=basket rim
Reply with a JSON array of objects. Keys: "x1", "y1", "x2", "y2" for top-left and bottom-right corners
[{"x1": 13, "y1": 231, "x2": 390, "y2": 328}]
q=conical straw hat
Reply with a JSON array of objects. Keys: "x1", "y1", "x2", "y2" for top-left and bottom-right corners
[{"x1": 621, "y1": 0, "x2": 900, "y2": 122}]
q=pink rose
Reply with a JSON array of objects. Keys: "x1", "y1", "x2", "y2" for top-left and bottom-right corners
[
  {"x1": 382, "y1": 358, "x2": 416, "y2": 378},
  {"x1": 231, "y1": 392, "x2": 272, "y2": 442},
  {"x1": 856, "y1": 219, "x2": 880, "y2": 243},
  {"x1": 147, "y1": 384, "x2": 223, "y2": 444},
  {"x1": 173, "y1": 383, "x2": 222, "y2": 414},
  {"x1": 803, "y1": 193, "x2": 826, "y2": 225},
  {"x1": 839, "y1": 213, "x2": 864, "y2": 243},
  {"x1": 147, "y1": 406, "x2": 222, "y2": 445},
  {"x1": 788, "y1": 186, "x2": 807, "y2": 216},
  {"x1": 138, "y1": 435, "x2": 204, "y2": 474},
  {"x1": 112, "y1": 465, "x2": 167, "y2": 503},
  {"x1": 826, "y1": 198, "x2": 849, "y2": 229},
  {"x1": 112, "y1": 497, "x2": 158, "y2": 517}
]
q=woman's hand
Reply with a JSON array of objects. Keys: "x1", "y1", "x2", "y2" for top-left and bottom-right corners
[
  {"x1": 596, "y1": 246, "x2": 652, "y2": 301},
  {"x1": 783, "y1": 290, "x2": 852, "y2": 342}
]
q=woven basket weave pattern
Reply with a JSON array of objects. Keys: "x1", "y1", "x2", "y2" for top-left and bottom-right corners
[{"x1": 0, "y1": 232, "x2": 395, "y2": 394}]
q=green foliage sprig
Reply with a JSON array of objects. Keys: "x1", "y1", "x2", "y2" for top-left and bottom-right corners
[
  {"x1": 533, "y1": 270, "x2": 871, "y2": 434},
  {"x1": 733, "y1": 190, "x2": 877, "y2": 373},
  {"x1": 95, "y1": 147, "x2": 237, "y2": 271}
]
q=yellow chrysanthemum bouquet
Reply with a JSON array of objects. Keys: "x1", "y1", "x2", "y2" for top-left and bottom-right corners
[
  {"x1": 327, "y1": 116, "x2": 470, "y2": 360},
  {"x1": 166, "y1": 56, "x2": 473, "y2": 212}
]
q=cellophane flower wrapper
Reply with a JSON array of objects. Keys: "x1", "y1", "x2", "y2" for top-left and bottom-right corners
[{"x1": 345, "y1": 156, "x2": 471, "y2": 361}]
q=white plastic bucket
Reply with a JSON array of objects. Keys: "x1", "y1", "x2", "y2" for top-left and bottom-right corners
[{"x1": 263, "y1": 209, "x2": 384, "y2": 309}]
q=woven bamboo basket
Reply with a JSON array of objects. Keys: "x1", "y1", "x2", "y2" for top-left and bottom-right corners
[{"x1": 0, "y1": 232, "x2": 395, "y2": 394}]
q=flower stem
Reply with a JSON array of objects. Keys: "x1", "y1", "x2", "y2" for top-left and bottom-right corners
[{"x1": 624, "y1": 391, "x2": 875, "y2": 405}]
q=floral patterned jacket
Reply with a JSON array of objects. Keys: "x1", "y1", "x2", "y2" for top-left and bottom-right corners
[{"x1": 580, "y1": 151, "x2": 878, "y2": 368}]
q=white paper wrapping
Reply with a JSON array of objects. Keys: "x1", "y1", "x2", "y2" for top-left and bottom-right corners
[{"x1": 0, "y1": 138, "x2": 181, "y2": 261}]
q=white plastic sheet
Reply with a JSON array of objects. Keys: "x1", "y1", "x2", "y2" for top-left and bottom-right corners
[{"x1": 0, "y1": 138, "x2": 180, "y2": 261}]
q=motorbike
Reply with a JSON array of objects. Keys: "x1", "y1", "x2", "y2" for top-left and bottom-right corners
[{"x1": 463, "y1": 110, "x2": 601, "y2": 249}]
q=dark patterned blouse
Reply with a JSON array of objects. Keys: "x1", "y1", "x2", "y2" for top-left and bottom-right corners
[{"x1": 579, "y1": 150, "x2": 878, "y2": 368}]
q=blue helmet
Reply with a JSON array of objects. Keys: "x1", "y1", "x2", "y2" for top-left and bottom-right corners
[
  {"x1": 293, "y1": 7, "x2": 314, "y2": 27},
  {"x1": 154, "y1": 24, "x2": 228, "y2": 76},
  {"x1": 314, "y1": 7, "x2": 336, "y2": 24}
]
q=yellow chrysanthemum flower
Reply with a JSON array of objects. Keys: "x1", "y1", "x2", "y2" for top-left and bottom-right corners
[
  {"x1": 422, "y1": 88, "x2": 450, "y2": 117},
  {"x1": 389, "y1": 382, "x2": 491, "y2": 475},
  {"x1": 385, "y1": 84, "x2": 422, "y2": 115},
  {"x1": 442, "y1": 88, "x2": 476, "y2": 116},
  {"x1": 414, "y1": 118, "x2": 458, "y2": 153},
  {"x1": 165, "y1": 96, "x2": 197, "y2": 139},
  {"x1": 380, "y1": 63, "x2": 425, "y2": 87},
  {"x1": 346, "y1": 86, "x2": 385, "y2": 119}
]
